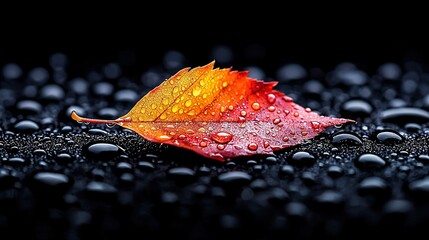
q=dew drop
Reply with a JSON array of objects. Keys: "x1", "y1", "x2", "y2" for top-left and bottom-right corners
[
  {"x1": 311, "y1": 121, "x2": 320, "y2": 129},
  {"x1": 203, "y1": 93, "x2": 208, "y2": 99},
  {"x1": 263, "y1": 141, "x2": 270, "y2": 148},
  {"x1": 186, "y1": 129, "x2": 195, "y2": 134},
  {"x1": 267, "y1": 93, "x2": 276, "y2": 104},
  {"x1": 172, "y1": 105, "x2": 179, "y2": 113},
  {"x1": 211, "y1": 111, "x2": 216, "y2": 116},
  {"x1": 268, "y1": 106, "x2": 276, "y2": 112},
  {"x1": 273, "y1": 119, "x2": 281, "y2": 124},
  {"x1": 217, "y1": 144, "x2": 225, "y2": 150},
  {"x1": 334, "y1": 124, "x2": 343, "y2": 128},
  {"x1": 234, "y1": 145, "x2": 243, "y2": 150},
  {"x1": 199, "y1": 141, "x2": 207, "y2": 147},
  {"x1": 211, "y1": 131, "x2": 233, "y2": 144},
  {"x1": 220, "y1": 106, "x2": 226, "y2": 112},
  {"x1": 185, "y1": 100, "x2": 192, "y2": 107},
  {"x1": 169, "y1": 131, "x2": 175, "y2": 136},
  {"x1": 140, "y1": 108, "x2": 146, "y2": 114},
  {"x1": 193, "y1": 87, "x2": 202, "y2": 96},
  {"x1": 173, "y1": 86, "x2": 179, "y2": 93},
  {"x1": 301, "y1": 131, "x2": 308, "y2": 136},
  {"x1": 156, "y1": 135, "x2": 171, "y2": 141},
  {"x1": 178, "y1": 134, "x2": 186, "y2": 140},
  {"x1": 283, "y1": 137, "x2": 289, "y2": 142},
  {"x1": 160, "y1": 113, "x2": 167, "y2": 120},
  {"x1": 228, "y1": 105, "x2": 234, "y2": 110},
  {"x1": 283, "y1": 96, "x2": 293, "y2": 102},
  {"x1": 222, "y1": 81, "x2": 228, "y2": 87},
  {"x1": 247, "y1": 143, "x2": 258, "y2": 151},
  {"x1": 162, "y1": 98, "x2": 169, "y2": 105},
  {"x1": 293, "y1": 112, "x2": 299, "y2": 117},
  {"x1": 198, "y1": 128, "x2": 206, "y2": 133},
  {"x1": 305, "y1": 108, "x2": 311, "y2": 112},
  {"x1": 106, "y1": 123, "x2": 116, "y2": 128},
  {"x1": 240, "y1": 111, "x2": 247, "y2": 117},
  {"x1": 252, "y1": 102, "x2": 260, "y2": 110},
  {"x1": 151, "y1": 104, "x2": 157, "y2": 109},
  {"x1": 284, "y1": 110, "x2": 290, "y2": 116},
  {"x1": 187, "y1": 110, "x2": 195, "y2": 116}
]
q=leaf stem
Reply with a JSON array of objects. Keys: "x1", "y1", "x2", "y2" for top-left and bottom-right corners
[{"x1": 71, "y1": 111, "x2": 128, "y2": 124}]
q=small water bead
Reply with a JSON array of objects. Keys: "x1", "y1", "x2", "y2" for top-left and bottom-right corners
[
  {"x1": 267, "y1": 93, "x2": 276, "y2": 104},
  {"x1": 340, "y1": 99, "x2": 373, "y2": 119},
  {"x1": 155, "y1": 135, "x2": 171, "y2": 141},
  {"x1": 287, "y1": 151, "x2": 316, "y2": 167},
  {"x1": 268, "y1": 106, "x2": 275, "y2": 112},
  {"x1": 247, "y1": 143, "x2": 258, "y2": 151},
  {"x1": 217, "y1": 144, "x2": 225, "y2": 150},
  {"x1": 251, "y1": 102, "x2": 260, "y2": 110},
  {"x1": 211, "y1": 132, "x2": 233, "y2": 144}
]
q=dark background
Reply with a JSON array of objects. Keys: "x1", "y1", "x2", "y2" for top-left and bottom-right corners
[{"x1": 1, "y1": 13, "x2": 428, "y2": 78}]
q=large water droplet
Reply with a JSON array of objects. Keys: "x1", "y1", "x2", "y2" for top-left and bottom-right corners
[
  {"x1": 374, "y1": 129, "x2": 404, "y2": 145},
  {"x1": 155, "y1": 135, "x2": 171, "y2": 141},
  {"x1": 331, "y1": 131, "x2": 363, "y2": 146},
  {"x1": 355, "y1": 153, "x2": 386, "y2": 169},
  {"x1": 340, "y1": 99, "x2": 373, "y2": 119},
  {"x1": 211, "y1": 132, "x2": 233, "y2": 144},
  {"x1": 185, "y1": 99, "x2": 192, "y2": 107},
  {"x1": 287, "y1": 151, "x2": 316, "y2": 167},
  {"x1": 86, "y1": 143, "x2": 124, "y2": 161},
  {"x1": 381, "y1": 107, "x2": 429, "y2": 124},
  {"x1": 14, "y1": 120, "x2": 39, "y2": 133}
]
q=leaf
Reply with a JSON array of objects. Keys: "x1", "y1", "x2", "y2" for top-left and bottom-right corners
[{"x1": 71, "y1": 61, "x2": 355, "y2": 161}]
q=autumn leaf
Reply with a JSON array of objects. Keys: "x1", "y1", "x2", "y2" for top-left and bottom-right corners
[{"x1": 71, "y1": 61, "x2": 354, "y2": 161}]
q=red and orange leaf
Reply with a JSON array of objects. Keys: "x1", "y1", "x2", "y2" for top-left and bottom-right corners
[{"x1": 72, "y1": 61, "x2": 354, "y2": 161}]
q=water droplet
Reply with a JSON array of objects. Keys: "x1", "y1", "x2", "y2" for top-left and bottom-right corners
[
  {"x1": 156, "y1": 135, "x2": 171, "y2": 141},
  {"x1": 14, "y1": 120, "x2": 39, "y2": 133},
  {"x1": 293, "y1": 112, "x2": 299, "y2": 117},
  {"x1": 282, "y1": 136, "x2": 289, "y2": 142},
  {"x1": 228, "y1": 105, "x2": 234, "y2": 110},
  {"x1": 187, "y1": 110, "x2": 195, "y2": 116},
  {"x1": 284, "y1": 110, "x2": 290, "y2": 116},
  {"x1": 267, "y1": 93, "x2": 276, "y2": 104},
  {"x1": 381, "y1": 107, "x2": 429, "y2": 124},
  {"x1": 301, "y1": 131, "x2": 308, "y2": 136},
  {"x1": 199, "y1": 141, "x2": 207, "y2": 147},
  {"x1": 341, "y1": 99, "x2": 373, "y2": 119},
  {"x1": 171, "y1": 105, "x2": 179, "y2": 113},
  {"x1": 186, "y1": 129, "x2": 195, "y2": 134},
  {"x1": 159, "y1": 113, "x2": 167, "y2": 120},
  {"x1": 273, "y1": 119, "x2": 281, "y2": 124},
  {"x1": 222, "y1": 81, "x2": 228, "y2": 87},
  {"x1": 29, "y1": 172, "x2": 71, "y2": 196},
  {"x1": 106, "y1": 122, "x2": 116, "y2": 128},
  {"x1": 220, "y1": 106, "x2": 226, "y2": 112},
  {"x1": 173, "y1": 86, "x2": 179, "y2": 93},
  {"x1": 263, "y1": 141, "x2": 270, "y2": 148},
  {"x1": 374, "y1": 130, "x2": 404, "y2": 145},
  {"x1": 217, "y1": 144, "x2": 225, "y2": 150},
  {"x1": 240, "y1": 111, "x2": 247, "y2": 117},
  {"x1": 334, "y1": 124, "x2": 343, "y2": 128},
  {"x1": 355, "y1": 153, "x2": 386, "y2": 169},
  {"x1": 162, "y1": 98, "x2": 169, "y2": 105},
  {"x1": 151, "y1": 104, "x2": 157, "y2": 109},
  {"x1": 287, "y1": 151, "x2": 316, "y2": 167},
  {"x1": 198, "y1": 128, "x2": 206, "y2": 133},
  {"x1": 185, "y1": 99, "x2": 192, "y2": 107},
  {"x1": 178, "y1": 134, "x2": 186, "y2": 140},
  {"x1": 268, "y1": 106, "x2": 275, "y2": 112},
  {"x1": 86, "y1": 143, "x2": 124, "y2": 161},
  {"x1": 331, "y1": 131, "x2": 363, "y2": 146},
  {"x1": 193, "y1": 87, "x2": 202, "y2": 96},
  {"x1": 247, "y1": 143, "x2": 258, "y2": 151},
  {"x1": 234, "y1": 145, "x2": 243, "y2": 150},
  {"x1": 211, "y1": 132, "x2": 233, "y2": 144},
  {"x1": 251, "y1": 102, "x2": 260, "y2": 110},
  {"x1": 311, "y1": 121, "x2": 321, "y2": 129},
  {"x1": 202, "y1": 93, "x2": 208, "y2": 99}
]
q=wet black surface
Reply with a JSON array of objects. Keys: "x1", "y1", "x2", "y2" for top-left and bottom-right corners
[{"x1": 3, "y1": 38, "x2": 429, "y2": 240}]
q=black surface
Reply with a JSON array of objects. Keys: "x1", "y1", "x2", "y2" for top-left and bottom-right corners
[{"x1": 3, "y1": 24, "x2": 429, "y2": 239}]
